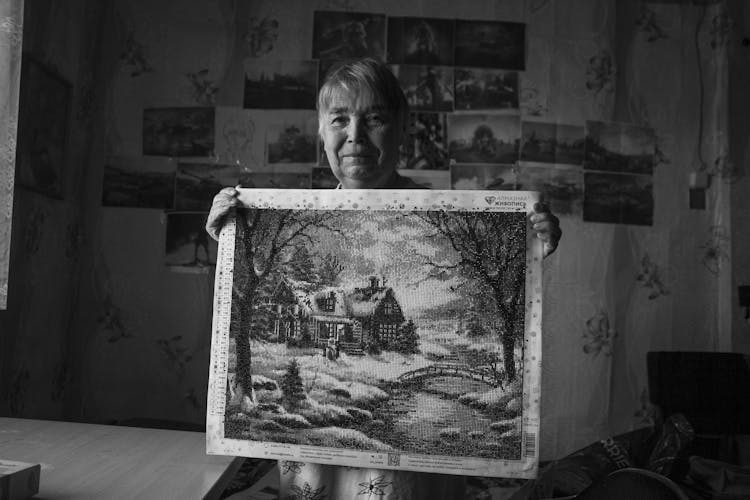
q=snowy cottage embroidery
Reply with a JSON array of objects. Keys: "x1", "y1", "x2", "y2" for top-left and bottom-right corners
[{"x1": 263, "y1": 275, "x2": 413, "y2": 357}]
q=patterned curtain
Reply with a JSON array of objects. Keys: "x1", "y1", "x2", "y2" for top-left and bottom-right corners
[
  {"x1": 540, "y1": 0, "x2": 733, "y2": 459},
  {"x1": 0, "y1": 0, "x2": 24, "y2": 309}
]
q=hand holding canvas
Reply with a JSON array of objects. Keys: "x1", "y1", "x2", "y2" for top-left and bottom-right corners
[{"x1": 205, "y1": 185, "x2": 241, "y2": 242}]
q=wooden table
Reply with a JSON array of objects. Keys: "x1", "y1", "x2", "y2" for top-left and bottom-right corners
[{"x1": 0, "y1": 418, "x2": 243, "y2": 500}]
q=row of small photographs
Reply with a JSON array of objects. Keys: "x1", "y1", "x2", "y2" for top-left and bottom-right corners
[
  {"x1": 142, "y1": 108, "x2": 656, "y2": 174},
  {"x1": 165, "y1": 165, "x2": 654, "y2": 273},
  {"x1": 106, "y1": 158, "x2": 652, "y2": 226},
  {"x1": 244, "y1": 59, "x2": 519, "y2": 113},
  {"x1": 311, "y1": 12, "x2": 525, "y2": 70},
  {"x1": 162, "y1": 165, "x2": 652, "y2": 273}
]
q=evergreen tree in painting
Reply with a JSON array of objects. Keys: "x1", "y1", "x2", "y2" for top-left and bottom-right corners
[
  {"x1": 395, "y1": 319, "x2": 419, "y2": 354},
  {"x1": 280, "y1": 358, "x2": 305, "y2": 409},
  {"x1": 286, "y1": 245, "x2": 319, "y2": 289}
]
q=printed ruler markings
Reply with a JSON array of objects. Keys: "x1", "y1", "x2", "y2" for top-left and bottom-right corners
[
  {"x1": 523, "y1": 432, "x2": 537, "y2": 459},
  {"x1": 209, "y1": 217, "x2": 236, "y2": 417}
]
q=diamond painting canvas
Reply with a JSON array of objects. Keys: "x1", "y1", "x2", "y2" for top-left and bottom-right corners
[{"x1": 207, "y1": 189, "x2": 542, "y2": 478}]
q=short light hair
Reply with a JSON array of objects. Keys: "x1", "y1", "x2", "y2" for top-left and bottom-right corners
[{"x1": 317, "y1": 58, "x2": 408, "y2": 135}]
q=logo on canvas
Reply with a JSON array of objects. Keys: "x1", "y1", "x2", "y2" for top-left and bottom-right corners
[{"x1": 485, "y1": 196, "x2": 526, "y2": 209}]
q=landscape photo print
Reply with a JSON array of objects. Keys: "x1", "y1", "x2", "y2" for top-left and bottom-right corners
[{"x1": 207, "y1": 189, "x2": 542, "y2": 478}]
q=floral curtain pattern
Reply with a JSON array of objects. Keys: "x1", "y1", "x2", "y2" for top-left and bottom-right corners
[{"x1": 0, "y1": 0, "x2": 24, "y2": 309}]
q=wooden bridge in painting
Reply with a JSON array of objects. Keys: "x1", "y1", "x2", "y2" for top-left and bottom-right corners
[{"x1": 397, "y1": 363, "x2": 500, "y2": 386}]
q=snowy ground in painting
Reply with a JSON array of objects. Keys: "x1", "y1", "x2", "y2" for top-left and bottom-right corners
[{"x1": 224, "y1": 327, "x2": 523, "y2": 460}]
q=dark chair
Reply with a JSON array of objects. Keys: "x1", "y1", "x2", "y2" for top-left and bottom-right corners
[
  {"x1": 648, "y1": 350, "x2": 750, "y2": 466},
  {"x1": 647, "y1": 351, "x2": 750, "y2": 435}
]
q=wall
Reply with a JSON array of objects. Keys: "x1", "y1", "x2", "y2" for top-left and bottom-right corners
[{"x1": 1, "y1": 0, "x2": 741, "y2": 463}]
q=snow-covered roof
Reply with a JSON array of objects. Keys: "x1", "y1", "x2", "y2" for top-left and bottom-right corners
[
  {"x1": 305, "y1": 286, "x2": 395, "y2": 319},
  {"x1": 269, "y1": 275, "x2": 400, "y2": 320}
]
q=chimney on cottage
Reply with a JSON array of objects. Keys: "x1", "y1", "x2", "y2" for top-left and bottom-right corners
[{"x1": 369, "y1": 276, "x2": 379, "y2": 290}]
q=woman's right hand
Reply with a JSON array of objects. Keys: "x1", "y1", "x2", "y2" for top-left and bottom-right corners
[{"x1": 205, "y1": 185, "x2": 241, "y2": 241}]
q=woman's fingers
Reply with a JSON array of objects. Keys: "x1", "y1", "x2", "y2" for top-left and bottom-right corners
[{"x1": 205, "y1": 187, "x2": 240, "y2": 241}]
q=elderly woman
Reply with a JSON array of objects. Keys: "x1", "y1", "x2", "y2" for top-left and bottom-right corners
[{"x1": 206, "y1": 58, "x2": 561, "y2": 500}]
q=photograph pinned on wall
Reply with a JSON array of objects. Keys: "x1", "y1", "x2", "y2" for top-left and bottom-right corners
[
  {"x1": 143, "y1": 107, "x2": 215, "y2": 157},
  {"x1": 398, "y1": 112, "x2": 449, "y2": 170},
  {"x1": 555, "y1": 124, "x2": 585, "y2": 166},
  {"x1": 396, "y1": 169, "x2": 450, "y2": 189},
  {"x1": 15, "y1": 57, "x2": 71, "y2": 199},
  {"x1": 450, "y1": 164, "x2": 517, "y2": 191},
  {"x1": 516, "y1": 165, "x2": 583, "y2": 216},
  {"x1": 243, "y1": 60, "x2": 318, "y2": 109},
  {"x1": 387, "y1": 17, "x2": 454, "y2": 65},
  {"x1": 454, "y1": 20, "x2": 526, "y2": 70},
  {"x1": 520, "y1": 122, "x2": 585, "y2": 166},
  {"x1": 392, "y1": 65, "x2": 454, "y2": 112},
  {"x1": 206, "y1": 190, "x2": 543, "y2": 478},
  {"x1": 239, "y1": 169, "x2": 311, "y2": 189},
  {"x1": 448, "y1": 114, "x2": 520, "y2": 164},
  {"x1": 620, "y1": 123, "x2": 656, "y2": 174},
  {"x1": 584, "y1": 121, "x2": 655, "y2": 175},
  {"x1": 102, "y1": 156, "x2": 176, "y2": 209},
  {"x1": 165, "y1": 212, "x2": 218, "y2": 272},
  {"x1": 214, "y1": 107, "x2": 263, "y2": 170},
  {"x1": 583, "y1": 172, "x2": 653, "y2": 226},
  {"x1": 266, "y1": 112, "x2": 318, "y2": 165},
  {"x1": 175, "y1": 162, "x2": 242, "y2": 211},
  {"x1": 454, "y1": 68, "x2": 519, "y2": 111},
  {"x1": 312, "y1": 11, "x2": 386, "y2": 61},
  {"x1": 311, "y1": 167, "x2": 339, "y2": 188},
  {"x1": 520, "y1": 121, "x2": 557, "y2": 164}
]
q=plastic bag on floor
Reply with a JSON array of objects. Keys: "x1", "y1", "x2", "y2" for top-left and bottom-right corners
[{"x1": 682, "y1": 456, "x2": 750, "y2": 499}]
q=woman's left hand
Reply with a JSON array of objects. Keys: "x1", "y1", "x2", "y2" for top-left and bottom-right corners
[{"x1": 530, "y1": 202, "x2": 562, "y2": 258}]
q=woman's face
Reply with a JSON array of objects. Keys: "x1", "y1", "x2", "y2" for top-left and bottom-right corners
[{"x1": 319, "y1": 89, "x2": 404, "y2": 189}]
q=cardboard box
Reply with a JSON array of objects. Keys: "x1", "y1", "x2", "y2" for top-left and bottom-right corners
[{"x1": 0, "y1": 460, "x2": 40, "y2": 500}]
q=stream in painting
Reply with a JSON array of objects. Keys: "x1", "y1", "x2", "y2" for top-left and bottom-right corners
[{"x1": 374, "y1": 375, "x2": 514, "y2": 457}]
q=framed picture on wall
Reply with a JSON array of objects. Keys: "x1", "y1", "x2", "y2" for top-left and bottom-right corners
[
  {"x1": 454, "y1": 68, "x2": 519, "y2": 111},
  {"x1": 448, "y1": 114, "x2": 521, "y2": 164},
  {"x1": 15, "y1": 56, "x2": 71, "y2": 199},
  {"x1": 312, "y1": 11, "x2": 386, "y2": 61},
  {"x1": 102, "y1": 156, "x2": 176, "y2": 209},
  {"x1": 143, "y1": 107, "x2": 215, "y2": 157},
  {"x1": 398, "y1": 112, "x2": 450, "y2": 170},
  {"x1": 387, "y1": 16, "x2": 454, "y2": 65},
  {"x1": 454, "y1": 20, "x2": 526, "y2": 70},
  {"x1": 243, "y1": 60, "x2": 318, "y2": 109},
  {"x1": 391, "y1": 65, "x2": 454, "y2": 112}
]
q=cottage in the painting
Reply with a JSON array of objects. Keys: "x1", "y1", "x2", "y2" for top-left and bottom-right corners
[{"x1": 262, "y1": 276, "x2": 406, "y2": 355}]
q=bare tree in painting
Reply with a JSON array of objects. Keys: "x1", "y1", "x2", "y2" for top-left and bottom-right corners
[
  {"x1": 415, "y1": 211, "x2": 526, "y2": 381},
  {"x1": 230, "y1": 209, "x2": 341, "y2": 412}
]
